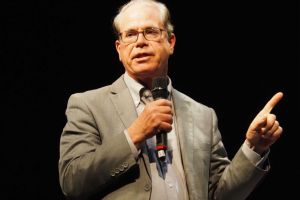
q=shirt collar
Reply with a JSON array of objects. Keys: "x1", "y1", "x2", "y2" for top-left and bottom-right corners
[{"x1": 123, "y1": 72, "x2": 173, "y2": 108}]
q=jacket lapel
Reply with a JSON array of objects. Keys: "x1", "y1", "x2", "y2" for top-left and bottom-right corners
[
  {"x1": 172, "y1": 89, "x2": 197, "y2": 199},
  {"x1": 109, "y1": 75, "x2": 137, "y2": 129}
]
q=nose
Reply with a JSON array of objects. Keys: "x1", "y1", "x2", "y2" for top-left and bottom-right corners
[
  {"x1": 136, "y1": 31, "x2": 147, "y2": 43},
  {"x1": 135, "y1": 31, "x2": 148, "y2": 47}
]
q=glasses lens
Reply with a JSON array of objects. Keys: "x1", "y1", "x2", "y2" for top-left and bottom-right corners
[
  {"x1": 122, "y1": 30, "x2": 138, "y2": 43},
  {"x1": 144, "y1": 28, "x2": 161, "y2": 41}
]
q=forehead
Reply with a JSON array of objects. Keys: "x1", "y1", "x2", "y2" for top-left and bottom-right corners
[{"x1": 118, "y1": 3, "x2": 163, "y2": 32}]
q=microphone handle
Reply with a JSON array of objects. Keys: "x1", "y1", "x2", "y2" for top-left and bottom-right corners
[{"x1": 156, "y1": 131, "x2": 167, "y2": 161}]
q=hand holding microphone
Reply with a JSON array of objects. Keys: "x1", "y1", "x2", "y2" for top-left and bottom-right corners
[{"x1": 127, "y1": 77, "x2": 172, "y2": 159}]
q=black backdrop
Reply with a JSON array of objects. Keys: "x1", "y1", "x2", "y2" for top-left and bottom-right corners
[{"x1": 2, "y1": 1, "x2": 299, "y2": 199}]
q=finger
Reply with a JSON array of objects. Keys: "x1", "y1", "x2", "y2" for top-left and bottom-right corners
[
  {"x1": 157, "y1": 121, "x2": 173, "y2": 133},
  {"x1": 273, "y1": 126, "x2": 283, "y2": 139},
  {"x1": 160, "y1": 113, "x2": 173, "y2": 124},
  {"x1": 144, "y1": 104, "x2": 173, "y2": 115},
  {"x1": 250, "y1": 114, "x2": 267, "y2": 132},
  {"x1": 153, "y1": 99, "x2": 172, "y2": 106},
  {"x1": 264, "y1": 114, "x2": 276, "y2": 131},
  {"x1": 261, "y1": 92, "x2": 283, "y2": 114},
  {"x1": 146, "y1": 106, "x2": 172, "y2": 115},
  {"x1": 265, "y1": 126, "x2": 283, "y2": 142},
  {"x1": 151, "y1": 112, "x2": 173, "y2": 125},
  {"x1": 263, "y1": 120, "x2": 279, "y2": 138}
]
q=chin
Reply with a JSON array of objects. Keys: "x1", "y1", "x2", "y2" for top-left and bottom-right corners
[{"x1": 133, "y1": 64, "x2": 157, "y2": 74}]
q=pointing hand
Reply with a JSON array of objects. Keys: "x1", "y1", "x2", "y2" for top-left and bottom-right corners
[{"x1": 246, "y1": 92, "x2": 284, "y2": 154}]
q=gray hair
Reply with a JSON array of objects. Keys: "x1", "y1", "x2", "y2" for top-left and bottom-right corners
[{"x1": 113, "y1": 0, "x2": 174, "y2": 39}]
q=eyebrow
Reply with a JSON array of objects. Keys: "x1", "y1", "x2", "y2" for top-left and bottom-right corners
[{"x1": 124, "y1": 26, "x2": 157, "y2": 32}]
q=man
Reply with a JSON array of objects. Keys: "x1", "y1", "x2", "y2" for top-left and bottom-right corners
[{"x1": 58, "y1": 0, "x2": 283, "y2": 199}]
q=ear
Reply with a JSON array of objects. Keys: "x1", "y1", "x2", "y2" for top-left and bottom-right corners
[
  {"x1": 168, "y1": 33, "x2": 176, "y2": 55},
  {"x1": 115, "y1": 40, "x2": 122, "y2": 61}
]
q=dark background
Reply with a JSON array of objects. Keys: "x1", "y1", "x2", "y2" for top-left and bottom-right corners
[{"x1": 2, "y1": 0, "x2": 299, "y2": 199}]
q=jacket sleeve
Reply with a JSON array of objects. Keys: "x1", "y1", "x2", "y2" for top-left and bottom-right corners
[{"x1": 208, "y1": 108, "x2": 270, "y2": 200}]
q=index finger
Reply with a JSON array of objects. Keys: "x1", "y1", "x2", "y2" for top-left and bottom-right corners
[{"x1": 261, "y1": 92, "x2": 284, "y2": 114}]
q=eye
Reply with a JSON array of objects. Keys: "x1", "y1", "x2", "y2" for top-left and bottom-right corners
[
  {"x1": 125, "y1": 30, "x2": 138, "y2": 38},
  {"x1": 145, "y1": 28, "x2": 159, "y2": 35}
]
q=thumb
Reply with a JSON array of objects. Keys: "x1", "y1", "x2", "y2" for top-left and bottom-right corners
[{"x1": 251, "y1": 114, "x2": 267, "y2": 132}]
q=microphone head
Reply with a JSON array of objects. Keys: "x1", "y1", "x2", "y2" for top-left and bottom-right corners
[
  {"x1": 152, "y1": 76, "x2": 169, "y2": 89},
  {"x1": 151, "y1": 76, "x2": 169, "y2": 100}
]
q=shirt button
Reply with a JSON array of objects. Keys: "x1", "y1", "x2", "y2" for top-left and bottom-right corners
[{"x1": 144, "y1": 183, "x2": 151, "y2": 191}]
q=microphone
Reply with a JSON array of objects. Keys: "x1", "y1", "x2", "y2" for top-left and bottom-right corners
[{"x1": 151, "y1": 76, "x2": 169, "y2": 161}]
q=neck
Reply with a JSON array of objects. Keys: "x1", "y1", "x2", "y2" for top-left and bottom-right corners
[{"x1": 139, "y1": 77, "x2": 153, "y2": 89}]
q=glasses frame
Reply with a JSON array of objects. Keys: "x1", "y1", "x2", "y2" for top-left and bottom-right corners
[{"x1": 119, "y1": 27, "x2": 166, "y2": 44}]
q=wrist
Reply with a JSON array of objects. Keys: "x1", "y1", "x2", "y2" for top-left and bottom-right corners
[{"x1": 245, "y1": 139, "x2": 266, "y2": 155}]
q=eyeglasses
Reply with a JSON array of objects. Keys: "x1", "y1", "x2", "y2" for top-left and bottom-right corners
[{"x1": 119, "y1": 27, "x2": 166, "y2": 44}]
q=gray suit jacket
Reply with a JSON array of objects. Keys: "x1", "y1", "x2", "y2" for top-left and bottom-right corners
[{"x1": 59, "y1": 75, "x2": 269, "y2": 200}]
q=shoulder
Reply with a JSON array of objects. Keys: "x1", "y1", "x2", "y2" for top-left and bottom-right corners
[
  {"x1": 63, "y1": 86, "x2": 111, "y2": 114},
  {"x1": 67, "y1": 75, "x2": 125, "y2": 104},
  {"x1": 68, "y1": 86, "x2": 110, "y2": 103}
]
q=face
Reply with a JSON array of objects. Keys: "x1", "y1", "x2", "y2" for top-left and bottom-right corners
[{"x1": 115, "y1": 3, "x2": 176, "y2": 86}]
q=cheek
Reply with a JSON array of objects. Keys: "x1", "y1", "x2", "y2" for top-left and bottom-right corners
[
  {"x1": 121, "y1": 46, "x2": 132, "y2": 58},
  {"x1": 158, "y1": 42, "x2": 172, "y2": 54},
  {"x1": 118, "y1": 48, "x2": 129, "y2": 62},
  {"x1": 120, "y1": 50, "x2": 133, "y2": 67},
  {"x1": 158, "y1": 47, "x2": 172, "y2": 60}
]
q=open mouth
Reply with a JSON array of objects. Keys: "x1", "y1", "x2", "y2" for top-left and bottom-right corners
[{"x1": 133, "y1": 53, "x2": 152, "y2": 60}]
